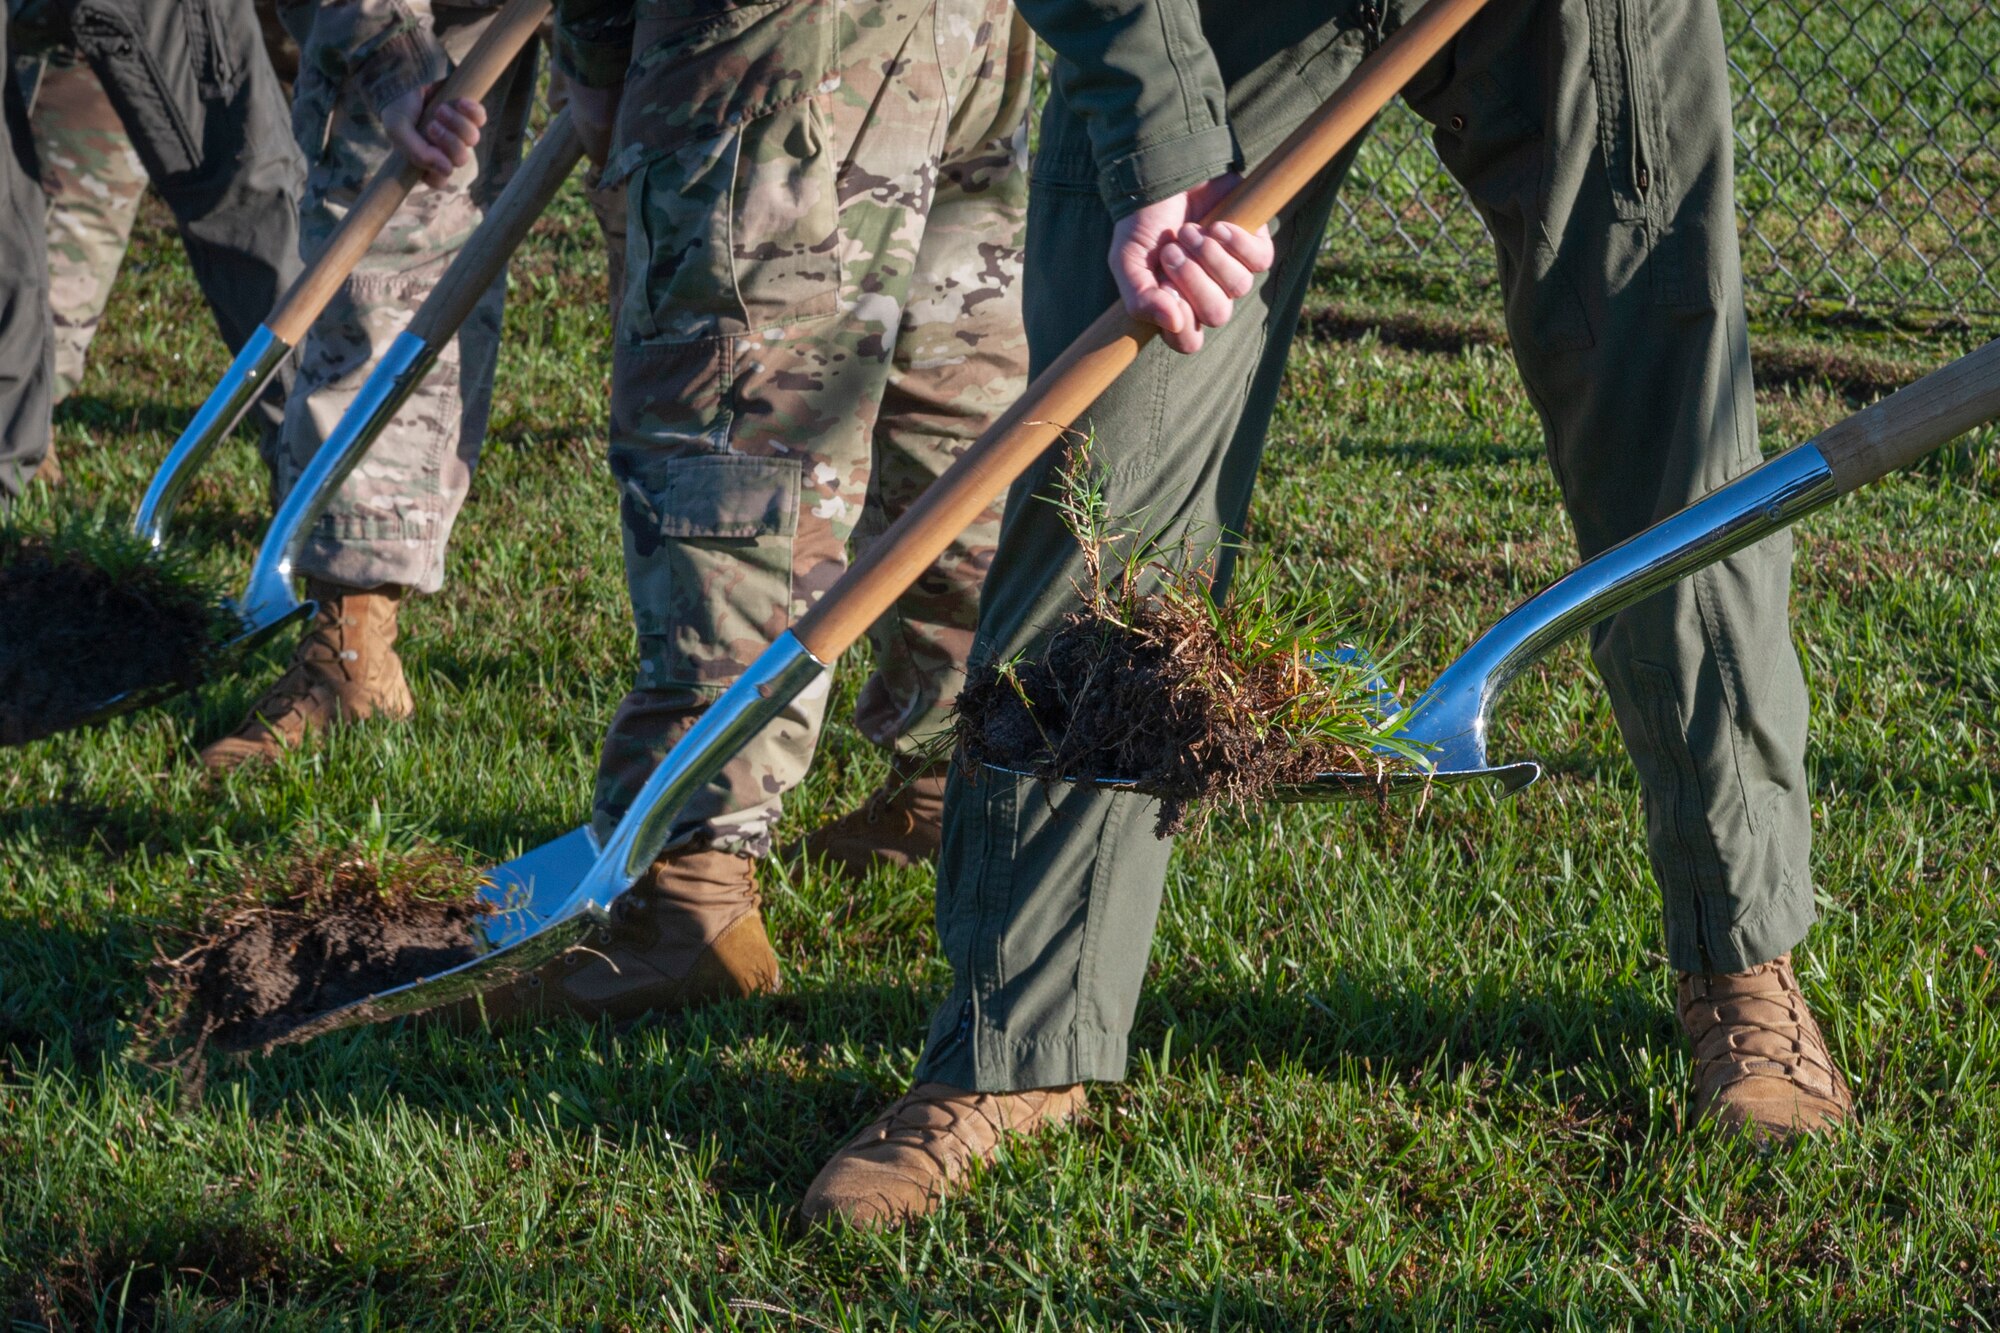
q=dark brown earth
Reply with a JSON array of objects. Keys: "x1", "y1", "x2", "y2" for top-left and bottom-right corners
[
  {"x1": 0, "y1": 536, "x2": 230, "y2": 745},
  {"x1": 955, "y1": 601, "x2": 1383, "y2": 838},
  {"x1": 157, "y1": 849, "x2": 494, "y2": 1052}
]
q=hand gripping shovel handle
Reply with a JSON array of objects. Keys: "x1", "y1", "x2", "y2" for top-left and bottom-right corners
[
  {"x1": 133, "y1": 0, "x2": 551, "y2": 548},
  {"x1": 234, "y1": 111, "x2": 585, "y2": 633},
  {"x1": 555, "y1": 0, "x2": 1498, "y2": 911},
  {"x1": 261, "y1": 0, "x2": 552, "y2": 348}
]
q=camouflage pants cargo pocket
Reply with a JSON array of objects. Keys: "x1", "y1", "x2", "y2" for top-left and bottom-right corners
[
  {"x1": 594, "y1": 0, "x2": 1028, "y2": 853},
  {"x1": 621, "y1": 98, "x2": 840, "y2": 342},
  {"x1": 620, "y1": 450, "x2": 803, "y2": 693}
]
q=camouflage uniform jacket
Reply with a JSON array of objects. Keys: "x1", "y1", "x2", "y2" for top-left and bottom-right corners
[{"x1": 551, "y1": 0, "x2": 1234, "y2": 213}]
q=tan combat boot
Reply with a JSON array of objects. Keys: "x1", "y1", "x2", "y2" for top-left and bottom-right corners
[
  {"x1": 1677, "y1": 952, "x2": 1854, "y2": 1143},
  {"x1": 785, "y1": 755, "x2": 948, "y2": 881},
  {"x1": 200, "y1": 579, "x2": 414, "y2": 771},
  {"x1": 799, "y1": 1082, "x2": 1086, "y2": 1230},
  {"x1": 433, "y1": 842, "x2": 780, "y2": 1029}
]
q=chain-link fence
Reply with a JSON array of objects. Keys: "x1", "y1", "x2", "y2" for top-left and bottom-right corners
[{"x1": 1335, "y1": 0, "x2": 1998, "y2": 320}]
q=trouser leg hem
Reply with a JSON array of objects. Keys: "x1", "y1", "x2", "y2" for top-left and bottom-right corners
[
  {"x1": 1667, "y1": 878, "x2": 1817, "y2": 974},
  {"x1": 297, "y1": 532, "x2": 439, "y2": 596},
  {"x1": 918, "y1": 1027, "x2": 1128, "y2": 1092}
]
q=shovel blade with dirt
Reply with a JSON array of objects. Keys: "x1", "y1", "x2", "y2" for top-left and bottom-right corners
[
  {"x1": 1197, "y1": 340, "x2": 2000, "y2": 803},
  {"x1": 0, "y1": 0, "x2": 552, "y2": 745}
]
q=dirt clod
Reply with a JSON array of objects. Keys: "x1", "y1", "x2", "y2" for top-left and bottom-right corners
[
  {"x1": 155, "y1": 848, "x2": 494, "y2": 1052},
  {"x1": 957, "y1": 603, "x2": 1387, "y2": 838},
  {"x1": 953, "y1": 442, "x2": 1400, "y2": 837},
  {"x1": 0, "y1": 526, "x2": 232, "y2": 745}
]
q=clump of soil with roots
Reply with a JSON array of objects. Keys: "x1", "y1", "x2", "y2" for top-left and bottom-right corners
[
  {"x1": 954, "y1": 443, "x2": 1415, "y2": 837},
  {"x1": 0, "y1": 516, "x2": 235, "y2": 745},
  {"x1": 150, "y1": 845, "x2": 495, "y2": 1056}
]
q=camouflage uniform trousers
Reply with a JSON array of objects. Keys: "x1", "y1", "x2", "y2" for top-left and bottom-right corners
[
  {"x1": 275, "y1": 3, "x2": 538, "y2": 595},
  {"x1": 547, "y1": 64, "x2": 627, "y2": 325},
  {"x1": 25, "y1": 46, "x2": 144, "y2": 405},
  {"x1": 591, "y1": 0, "x2": 1034, "y2": 856}
]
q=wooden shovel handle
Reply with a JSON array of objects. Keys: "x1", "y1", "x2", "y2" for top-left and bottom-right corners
[
  {"x1": 407, "y1": 111, "x2": 583, "y2": 345},
  {"x1": 792, "y1": 0, "x2": 1491, "y2": 663},
  {"x1": 265, "y1": 0, "x2": 551, "y2": 344},
  {"x1": 1816, "y1": 338, "x2": 2000, "y2": 493}
]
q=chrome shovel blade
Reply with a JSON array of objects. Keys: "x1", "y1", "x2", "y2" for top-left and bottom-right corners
[
  {"x1": 261, "y1": 826, "x2": 609, "y2": 1046},
  {"x1": 1321, "y1": 643, "x2": 1405, "y2": 718},
  {"x1": 994, "y1": 443, "x2": 1848, "y2": 810},
  {"x1": 474, "y1": 825, "x2": 602, "y2": 951}
]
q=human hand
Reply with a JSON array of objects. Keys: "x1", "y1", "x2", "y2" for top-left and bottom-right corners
[
  {"x1": 383, "y1": 88, "x2": 487, "y2": 188},
  {"x1": 1108, "y1": 174, "x2": 1274, "y2": 354},
  {"x1": 561, "y1": 79, "x2": 624, "y2": 167}
]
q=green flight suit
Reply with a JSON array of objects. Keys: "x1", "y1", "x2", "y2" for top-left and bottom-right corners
[{"x1": 918, "y1": 0, "x2": 1817, "y2": 1092}]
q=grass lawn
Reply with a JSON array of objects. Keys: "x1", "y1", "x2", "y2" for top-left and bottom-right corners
[{"x1": 4, "y1": 127, "x2": 1999, "y2": 1327}]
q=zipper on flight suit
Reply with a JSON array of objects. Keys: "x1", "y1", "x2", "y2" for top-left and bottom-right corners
[{"x1": 1613, "y1": 0, "x2": 1660, "y2": 210}]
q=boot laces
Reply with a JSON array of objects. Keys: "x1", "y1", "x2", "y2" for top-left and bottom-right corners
[
  {"x1": 239, "y1": 599, "x2": 363, "y2": 725},
  {"x1": 1681, "y1": 960, "x2": 1833, "y2": 1088},
  {"x1": 873, "y1": 1090, "x2": 1014, "y2": 1179}
]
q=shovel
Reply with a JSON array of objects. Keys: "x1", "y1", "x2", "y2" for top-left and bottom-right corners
[
  {"x1": 128, "y1": 0, "x2": 551, "y2": 554},
  {"x1": 225, "y1": 111, "x2": 584, "y2": 662},
  {"x1": 256, "y1": 0, "x2": 1506, "y2": 1043},
  {"x1": 51, "y1": 100, "x2": 581, "y2": 731}
]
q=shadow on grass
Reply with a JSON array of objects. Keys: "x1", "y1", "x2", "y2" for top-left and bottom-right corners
[
  {"x1": 0, "y1": 916, "x2": 151, "y2": 1070},
  {"x1": 135, "y1": 967, "x2": 1675, "y2": 1192},
  {"x1": 54, "y1": 392, "x2": 204, "y2": 439},
  {"x1": 2, "y1": 1196, "x2": 418, "y2": 1330},
  {"x1": 2, "y1": 925, "x2": 1674, "y2": 1134},
  {"x1": 1138, "y1": 969, "x2": 1670, "y2": 1112}
]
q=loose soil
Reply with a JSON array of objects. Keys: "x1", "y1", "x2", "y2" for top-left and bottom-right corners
[
  {"x1": 0, "y1": 533, "x2": 232, "y2": 745},
  {"x1": 955, "y1": 601, "x2": 1388, "y2": 838},
  {"x1": 154, "y1": 848, "x2": 494, "y2": 1053}
]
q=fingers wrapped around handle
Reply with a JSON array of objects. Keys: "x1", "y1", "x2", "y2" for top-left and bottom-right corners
[{"x1": 264, "y1": 0, "x2": 553, "y2": 344}]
